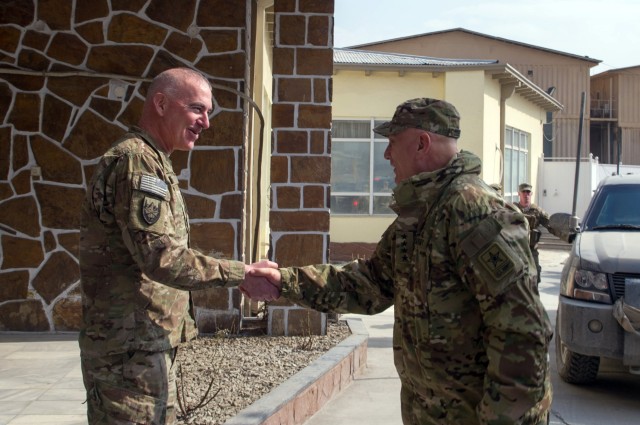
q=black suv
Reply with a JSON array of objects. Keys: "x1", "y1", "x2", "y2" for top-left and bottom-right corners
[{"x1": 555, "y1": 174, "x2": 640, "y2": 384}]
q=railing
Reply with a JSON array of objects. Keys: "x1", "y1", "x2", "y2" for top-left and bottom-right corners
[{"x1": 590, "y1": 99, "x2": 617, "y2": 119}]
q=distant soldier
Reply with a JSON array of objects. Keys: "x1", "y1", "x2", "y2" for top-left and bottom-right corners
[
  {"x1": 247, "y1": 98, "x2": 553, "y2": 425},
  {"x1": 514, "y1": 183, "x2": 553, "y2": 283}
]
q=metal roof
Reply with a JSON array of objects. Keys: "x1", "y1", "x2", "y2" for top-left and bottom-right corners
[{"x1": 334, "y1": 48, "x2": 497, "y2": 67}]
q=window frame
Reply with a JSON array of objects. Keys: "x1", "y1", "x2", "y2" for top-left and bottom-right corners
[
  {"x1": 330, "y1": 118, "x2": 395, "y2": 216},
  {"x1": 504, "y1": 126, "x2": 530, "y2": 203}
]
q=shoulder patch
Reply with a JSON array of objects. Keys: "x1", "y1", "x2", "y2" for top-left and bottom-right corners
[
  {"x1": 478, "y1": 242, "x2": 515, "y2": 281},
  {"x1": 142, "y1": 196, "x2": 161, "y2": 225},
  {"x1": 139, "y1": 174, "x2": 168, "y2": 199}
]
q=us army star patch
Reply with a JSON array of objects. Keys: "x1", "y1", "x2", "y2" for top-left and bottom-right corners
[
  {"x1": 479, "y1": 242, "x2": 514, "y2": 281},
  {"x1": 142, "y1": 196, "x2": 161, "y2": 225}
]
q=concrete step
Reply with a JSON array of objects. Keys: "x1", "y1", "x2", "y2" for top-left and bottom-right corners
[{"x1": 539, "y1": 230, "x2": 572, "y2": 251}]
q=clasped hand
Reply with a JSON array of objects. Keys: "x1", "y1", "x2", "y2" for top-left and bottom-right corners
[{"x1": 240, "y1": 260, "x2": 282, "y2": 301}]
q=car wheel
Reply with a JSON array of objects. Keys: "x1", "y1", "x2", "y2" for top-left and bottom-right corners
[{"x1": 555, "y1": 322, "x2": 600, "y2": 384}]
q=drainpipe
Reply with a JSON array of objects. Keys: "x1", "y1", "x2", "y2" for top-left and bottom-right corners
[
  {"x1": 500, "y1": 81, "x2": 517, "y2": 192},
  {"x1": 242, "y1": 0, "x2": 253, "y2": 264},
  {"x1": 571, "y1": 92, "x2": 586, "y2": 230}
]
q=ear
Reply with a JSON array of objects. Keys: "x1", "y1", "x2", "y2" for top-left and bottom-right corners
[
  {"x1": 153, "y1": 93, "x2": 169, "y2": 117},
  {"x1": 416, "y1": 131, "x2": 431, "y2": 156}
]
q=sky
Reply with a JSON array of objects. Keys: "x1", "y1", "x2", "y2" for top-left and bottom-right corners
[{"x1": 334, "y1": 0, "x2": 639, "y2": 75}]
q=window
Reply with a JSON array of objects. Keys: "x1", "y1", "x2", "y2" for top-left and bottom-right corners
[
  {"x1": 504, "y1": 127, "x2": 530, "y2": 203},
  {"x1": 331, "y1": 119, "x2": 395, "y2": 215}
]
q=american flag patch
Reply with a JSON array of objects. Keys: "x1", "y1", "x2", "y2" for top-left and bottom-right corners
[{"x1": 140, "y1": 175, "x2": 169, "y2": 199}]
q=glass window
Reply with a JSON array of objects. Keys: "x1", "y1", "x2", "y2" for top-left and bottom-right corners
[
  {"x1": 331, "y1": 119, "x2": 395, "y2": 215},
  {"x1": 331, "y1": 141, "x2": 370, "y2": 192},
  {"x1": 504, "y1": 127, "x2": 530, "y2": 203}
]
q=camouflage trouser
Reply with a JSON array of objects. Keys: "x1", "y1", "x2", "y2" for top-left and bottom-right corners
[
  {"x1": 399, "y1": 383, "x2": 550, "y2": 425},
  {"x1": 81, "y1": 348, "x2": 178, "y2": 425}
]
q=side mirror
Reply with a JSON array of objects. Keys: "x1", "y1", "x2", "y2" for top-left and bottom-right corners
[{"x1": 549, "y1": 213, "x2": 580, "y2": 244}]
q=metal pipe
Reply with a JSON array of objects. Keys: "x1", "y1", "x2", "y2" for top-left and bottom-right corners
[{"x1": 571, "y1": 92, "x2": 586, "y2": 225}]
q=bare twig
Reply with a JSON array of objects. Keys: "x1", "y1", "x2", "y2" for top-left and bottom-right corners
[{"x1": 176, "y1": 360, "x2": 221, "y2": 420}]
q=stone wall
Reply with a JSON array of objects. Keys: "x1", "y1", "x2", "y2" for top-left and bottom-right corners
[
  {"x1": 0, "y1": 0, "x2": 335, "y2": 334},
  {"x1": 268, "y1": 0, "x2": 334, "y2": 335}
]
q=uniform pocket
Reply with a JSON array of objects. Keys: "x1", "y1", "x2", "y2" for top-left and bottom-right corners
[{"x1": 95, "y1": 380, "x2": 164, "y2": 424}]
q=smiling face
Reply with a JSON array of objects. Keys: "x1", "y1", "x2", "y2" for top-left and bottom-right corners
[{"x1": 156, "y1": 77, "x2": 212, "y2": 153}]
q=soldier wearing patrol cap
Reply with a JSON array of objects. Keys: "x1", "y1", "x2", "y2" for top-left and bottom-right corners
[
  {"x1": 246, "y1": 98, "x2": 553, "y2": 425},
  {"x1": 515, "y1": 182, "x2": 553, "y2": 284},
  {"x1": 78, "y1": 67, "x2": 278, "y2": 424}
]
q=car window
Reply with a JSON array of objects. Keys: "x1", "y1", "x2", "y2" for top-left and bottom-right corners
[{"x1": 584, "y1": 184, "x2": 640, "y2": 229}]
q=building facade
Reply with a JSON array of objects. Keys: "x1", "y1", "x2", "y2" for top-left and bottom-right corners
[
  {"x1": 590, "y1": 66, "x2": 640, "y2": 165},
  {"x1": 348, "y1": 28, "x2": 601, "y2": 163},
  {"x1": 329, "y1": 48, "x2": 561, "y2": 260}
]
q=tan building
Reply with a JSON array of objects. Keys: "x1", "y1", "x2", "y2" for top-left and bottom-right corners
[
  {"x1": 348, "y1": 28, "x2": 601, "y2": 162},
  {"x1": 590, "y1": 65, "x2": 640, "y2": 164},
  {"x1": 329, "y1": 48, "x2": 561, "y2": 260}
]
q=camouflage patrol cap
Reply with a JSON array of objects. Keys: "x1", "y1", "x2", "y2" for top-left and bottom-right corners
[
  {"x1": 373, "y1": 98, "x2": 461, "y2": 138},
  {"x1": 518, "y1": 183, "x2": 532, "y2": 192}
]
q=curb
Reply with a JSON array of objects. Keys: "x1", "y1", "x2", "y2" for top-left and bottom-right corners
[{"x1": 224, "y1": 318, "x2": 369, "y2": 425}]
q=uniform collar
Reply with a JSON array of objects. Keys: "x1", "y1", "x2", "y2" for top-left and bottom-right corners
[
  {"x1": 390, "y1": 150, "x2": 482, "y2": 214},
  {"x1": 128, "y1": 126, "x2": 172, "y2": 169}
]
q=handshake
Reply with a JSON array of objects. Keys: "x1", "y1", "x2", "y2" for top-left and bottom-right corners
[{"x1": 240, "y1": 260, "x2": 283, "y2": 301}]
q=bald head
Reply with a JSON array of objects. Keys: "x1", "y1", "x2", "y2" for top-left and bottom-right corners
[
  {"x1": 422, "y1": 131, "x2": 458, "y2": 171},
  {"x1": 138, "y1": 67, "x2": 213, "y2": 154},
  {"x1": 146, "y1": 68, "x2": 211, "y2": 102}
]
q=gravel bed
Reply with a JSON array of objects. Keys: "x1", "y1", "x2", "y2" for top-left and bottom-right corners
[{"x1": 175, "y1": 319, "x2": 351, "y2": 424}]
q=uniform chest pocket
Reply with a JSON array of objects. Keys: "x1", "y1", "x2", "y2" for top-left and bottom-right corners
[{"x1": 165, "y1": 174, "x2": 189, "y2": 236}]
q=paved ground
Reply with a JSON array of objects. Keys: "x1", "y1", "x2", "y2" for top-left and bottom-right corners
[
  {"x1": 2, "y1": 249, "x2": 640, "y2": 424},
  {"x1": 0, "y1": 332, "x2": 85, "y2": 425}
]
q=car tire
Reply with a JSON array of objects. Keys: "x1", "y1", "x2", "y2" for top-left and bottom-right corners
[{"x1": 555, "y1": 322, "x2": 600, "y2": 384}]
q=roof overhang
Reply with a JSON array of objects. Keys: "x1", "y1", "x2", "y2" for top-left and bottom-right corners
[{"x1": 484, "y1": 64, "x2": 563, "y2": 112}]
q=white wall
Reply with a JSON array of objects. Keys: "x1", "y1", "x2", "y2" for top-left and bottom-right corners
[{"x1": 538, "y1": 156, "x2": 640, "y2": 219}]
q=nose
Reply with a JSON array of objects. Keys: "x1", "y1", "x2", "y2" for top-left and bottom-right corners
[
  {"x1": 200, "y1": 112, "x2": 210, "y2": 129},
  {"x1": 384, "y1": 144, "x2": 391, "y2": 160}
]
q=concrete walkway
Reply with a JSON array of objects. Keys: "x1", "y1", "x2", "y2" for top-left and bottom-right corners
[
  {"x1": 305, "y1": 308, "x2": 402, "y2": 425},
  {"x1": 0, "y1": 333, "x2": 85, "y2": 425}
]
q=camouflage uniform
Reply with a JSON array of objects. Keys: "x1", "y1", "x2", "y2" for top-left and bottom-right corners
[
  {"x1": 79, "y1": 127, "x2": 246, "y2": 424},
  {"x1": 279, "y1": 151, "x2": 553, "y2": 424},
  {"x1": 513, "y1": 202, "x2": 551, "y2": 283}
]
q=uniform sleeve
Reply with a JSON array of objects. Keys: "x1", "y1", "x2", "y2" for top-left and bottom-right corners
[
  {"x1": 538, "y1": 208, "x2": 552, "y2": 231},
  {"x1": 456, "y1": 207, "x2": 552, "y2": 423},
  {"x1": 110, "y1": 153, "x2": 245, "y2": 290},
  {"x1": 279, "y1": 229, "x2": 396, "y2": 315}
]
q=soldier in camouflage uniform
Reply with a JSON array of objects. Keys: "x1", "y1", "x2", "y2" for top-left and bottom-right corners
[
  {"x1": 246, "y1": 98, "x2": 553, "y2": 424},
  {"x1": 514, "y1": 183, "x2": 553, "y2": 284},
  {"x1": 79, "y1": 67, "x2": 278, "y2": 425}
]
